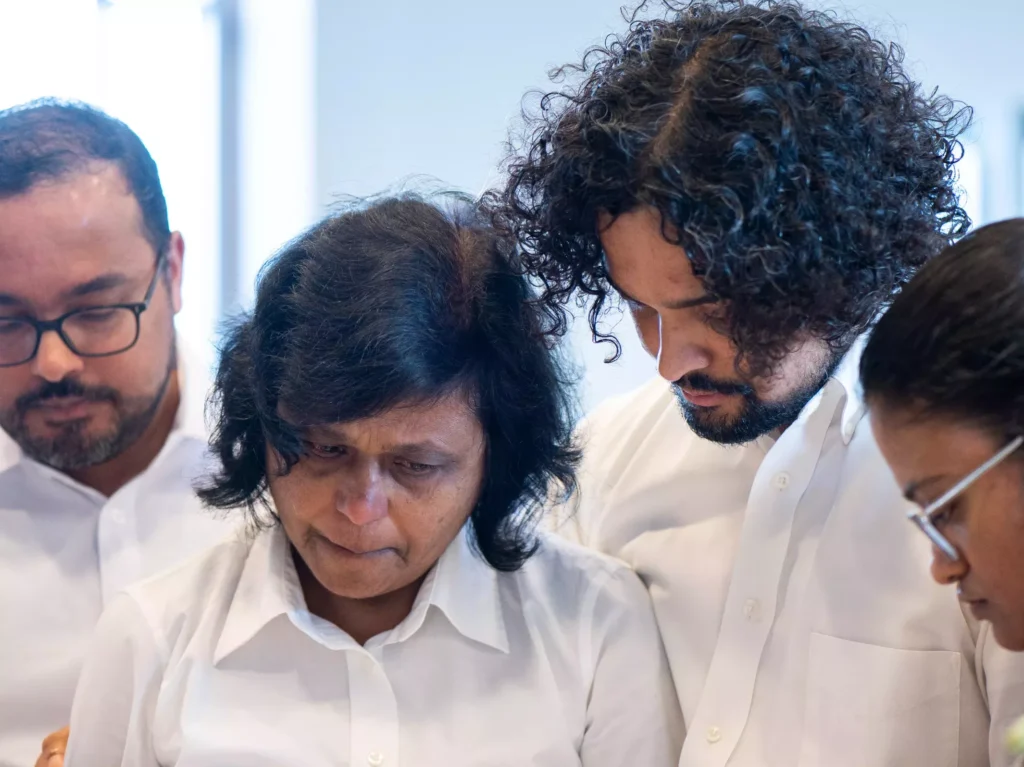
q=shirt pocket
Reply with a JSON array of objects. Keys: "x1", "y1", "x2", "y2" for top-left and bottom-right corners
[{"x1": 797, "y1": 632, "x2": 961, "y2": 767}]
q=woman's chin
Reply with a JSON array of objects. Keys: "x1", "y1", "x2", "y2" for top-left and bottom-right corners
[{"x1": 989, "y1": 616, "x2": 1024, "y2": 652}]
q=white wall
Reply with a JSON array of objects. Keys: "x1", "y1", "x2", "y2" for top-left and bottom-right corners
[
  {"x1": 314, "y1": 0, "x2": 654, "y2": 411},
  {"x1": 312, "y1": 0, "x2": 1024, "y2": 412}
]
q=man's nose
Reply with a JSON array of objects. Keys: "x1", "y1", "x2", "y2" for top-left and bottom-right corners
[
  {"x1": 656, "y1": 318, "x2": 712, "y2": 383},
  {"x1": 30, "y1": 331, "x2": 84, "y2": 383}
]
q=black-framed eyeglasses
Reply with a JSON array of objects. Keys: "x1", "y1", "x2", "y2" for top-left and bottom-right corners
[
  {"x1": 0, "y1": 255, "x2": 166, "y2": 368},
  {"x1": 908, "y1": 435, "x2": 1024, "y2": 562}
]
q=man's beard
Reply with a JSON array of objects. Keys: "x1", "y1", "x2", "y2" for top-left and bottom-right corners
[
  {"x1": 1, "y1": 347, "x2": 177, "y2": 471},
  {"x1": 673, "y1": 348, "x2": 845, "y2": 446}
]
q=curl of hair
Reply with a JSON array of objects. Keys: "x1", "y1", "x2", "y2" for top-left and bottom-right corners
[
  {"x1": 491, "y1": 0, "x2": 972, "y2": 376},
  {"x1": 861, "y1": 218, "x2": 1024, "y2": 439},
  {"x1": 198, "y1": 192, "x2": 580, "y2": 572}
]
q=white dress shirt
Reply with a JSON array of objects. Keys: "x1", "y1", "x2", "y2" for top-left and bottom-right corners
[
  {"x1": 64, "y1": 523, "x2": 682, "y2": 767},
  {"x1": 0, "y1": 347, "x2": 237, "y2": 767},
  {"x1": 554, "y1": 339, "x2": 1024, "y2": 767}
]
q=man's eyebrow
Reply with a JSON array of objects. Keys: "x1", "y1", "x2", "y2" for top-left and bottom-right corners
[
  {"x1": 0, "y1": 273, "x2": 129, "y2": 308},
  {"x1": 606, "y1": 274, "x2": 717, "y2": 310},
  {"x1": 63, "y1": 273, "x2": 129, "y2": 299}
]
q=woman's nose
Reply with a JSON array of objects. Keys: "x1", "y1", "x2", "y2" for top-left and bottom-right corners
[
  {"x1": 335, "y1": 465, "x2": 389, "y2": 526},
  {"x1": 930, "y1": 542, "x2": 969, "y2": 586}
]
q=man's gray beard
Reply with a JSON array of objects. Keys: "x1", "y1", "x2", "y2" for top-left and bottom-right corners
[{"x1": 4, "y1": 347, "x2": 176, "y2": 471}]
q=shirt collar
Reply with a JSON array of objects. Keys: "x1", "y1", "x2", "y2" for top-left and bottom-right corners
[
  {"x1": 0, "y1": 335, "x2": 208, "y2": 475},
  {"x1": 214, "y1": 523, "x2": 509, "y2": 665},
  {"x1": 831, "y1": 333, "x2": 868, "y2": 445},
  {"x1": 413, "y1": 523, "x2": 509, "y2": 653},
  {"x1": 173, "y1": 337, "x2": 211, "y2": 443},
  {"x1": 752, "y1": 333, "x2": 867, "y2": 452}
]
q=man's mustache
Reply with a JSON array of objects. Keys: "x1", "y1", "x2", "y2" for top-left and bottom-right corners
[
  {"x1": 674, "y1": 372, "x2": 754, "y2": 397},
  {"x1": 15, "y1": 378, "x2": 120, "y2": 413}
]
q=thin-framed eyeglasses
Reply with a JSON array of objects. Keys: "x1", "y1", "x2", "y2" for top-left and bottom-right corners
[
  {"x1": 909, "y1": 434, "x2": 1024, "y2": 561},
  {"x1": 0, "y1": 254, "x2": 166, "y2": 368}
]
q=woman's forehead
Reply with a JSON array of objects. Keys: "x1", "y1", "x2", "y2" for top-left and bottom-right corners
[{"x1": 306, "y1": 394, "x2": 483, "y2": 448}]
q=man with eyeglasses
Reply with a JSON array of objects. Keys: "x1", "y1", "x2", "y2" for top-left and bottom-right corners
[{"x1": 0, "y1": 100, "x2": 234, "y2": 767}]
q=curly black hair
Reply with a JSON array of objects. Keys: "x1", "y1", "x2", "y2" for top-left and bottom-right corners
[
  {"x1": 493, "y1": 0, "x2": 972, "y2": 377},
  {"x1": 198, "y1": 192, "x2": 580, "y2": 572}
]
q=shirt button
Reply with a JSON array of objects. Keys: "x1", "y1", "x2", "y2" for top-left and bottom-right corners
[
  {"x1": 706, "y1": 726, "x2": 722, "y2": 744},
  {"x1": 743, "y1": 598, "x2": 761, "y2": 622},
  {"x1": 773, "y1": 472, "x2": 791, "y2": 490},
  {"x1": 108, "y1": 508, "x2": 126, "y2": 524},
  {"x1": 367, "y1": 752, "x2": 384, "y2": 766}
]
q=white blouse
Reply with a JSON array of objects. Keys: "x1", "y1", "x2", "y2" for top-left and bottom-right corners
[{"x1": 64, "y1": 524, "x2": 683, "y2": 767}]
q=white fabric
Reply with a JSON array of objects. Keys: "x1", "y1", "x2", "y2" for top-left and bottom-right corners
[
  {"x1": 64, "y1": 524, "x2": 682, "y2": 767},
  {"x1": 553, "y1": 339, "x2": 1024, "y2": 767},
  {"x1": 0, "y1": 345, "x2": 237, "y2": 767}
]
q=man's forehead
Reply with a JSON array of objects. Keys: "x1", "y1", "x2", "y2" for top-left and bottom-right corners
[
  {"x1": 0, "y1": 168, "x2": 153, "y2": 308},
  {"x1": 598, "y1": 208, "x2": 716, "y2": 308}
]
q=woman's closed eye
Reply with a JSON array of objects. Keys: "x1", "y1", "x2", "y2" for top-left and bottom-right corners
[
  {"x1": 304, "y1": 441, "x2": 348, "y2": 460},
  {"x1": 393, "y1": 457, "x2": 438, "y2": 476},
  {"x1": 929, "y1": 500, "x2": 959, "y2": 527}
]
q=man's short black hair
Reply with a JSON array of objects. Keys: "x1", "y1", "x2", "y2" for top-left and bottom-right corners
[
  {"x1": 198, "y1": 192, "x2": 580, "y2": 572},
  {"x1": 494, "y1": 0, "x2": 972, "y2": 377},
  {"x1": 0, "y1": 98, "x2": 170, "y2": 257}
]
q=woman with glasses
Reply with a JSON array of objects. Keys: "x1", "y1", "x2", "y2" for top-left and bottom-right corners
[
  {"x1": 61, "y1": 193, "x2": 683, "y2": 767},
  {"x1": 860, "y1": 218, "x2": 1024, "y2": 652}
]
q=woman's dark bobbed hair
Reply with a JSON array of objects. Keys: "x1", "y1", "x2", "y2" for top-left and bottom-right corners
[
  {"x1": 861, "y1": 217, "x2": 1024, "y2": 439},
  {"x1": 198, "y1": 192, "x2": 580, "y2": 571}
]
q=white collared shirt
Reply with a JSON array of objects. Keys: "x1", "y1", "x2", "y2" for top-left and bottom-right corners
[
  {"x1": 64, "y1": 523, "x2": 682, "y2": 767},
  {"x1": 554, "y1": 339, "x2": 1024, "y2": 767},
  {"x1": 0, "y1": 346, "x2": 237, "y2": 767}
]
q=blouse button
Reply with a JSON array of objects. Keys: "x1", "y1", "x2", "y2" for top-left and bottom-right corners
[{"x1": 367, "y1": 752, "x2": 384, "y2": 766}]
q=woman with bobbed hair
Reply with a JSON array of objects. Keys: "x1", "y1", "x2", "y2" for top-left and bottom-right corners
[{"x1": 63, "y1": 193, "x2": 682, "y2": 766}]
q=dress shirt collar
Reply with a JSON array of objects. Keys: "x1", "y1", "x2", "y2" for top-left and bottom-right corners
[
  {"x1": 831, "y1": 333, "x2": 868, "y2": 446},
  {"x1": 0, "y1": 336, "x2": 208, "y2": 475},
  {"x1": 214, "y1": 522, "x2": 509, "y2": 664},
  {"x1": 743, "y1": 333, "x2": 868, "y2": 454}
]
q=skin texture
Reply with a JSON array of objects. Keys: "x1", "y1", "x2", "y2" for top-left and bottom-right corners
[
  {"x1": 34, "y1": 726, "x2": 68, "y2": 767},
  {"x1": 268, "y1": 392, "x2": 486, "y2": 645},
  {"x1": 599, "y1": 207, "x2": 835, "y2": 444},
  {"x1": 871, "y1": 405, "x2": 1024, "y2": 650},
  {"x1": 0, "y1": 163, "x2": 183, "y2": 497}
]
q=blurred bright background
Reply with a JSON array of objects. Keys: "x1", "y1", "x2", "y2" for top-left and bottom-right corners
[{"x1": 0, "y1": 0, "x2": 1019, "y2": 410}]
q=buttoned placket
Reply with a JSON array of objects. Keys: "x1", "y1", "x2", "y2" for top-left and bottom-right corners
[
  {"x1": 95, "y1": 479, "x2": 145, "y2": 605},
  {"x1": 679, "y1": 381, "x2": 846, "y2": 767},
  {"x1": 343, "y1": 642, "x2": 400, "y2": 767}
]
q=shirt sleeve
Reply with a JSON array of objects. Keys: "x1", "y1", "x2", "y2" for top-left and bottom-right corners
[
  {"x1": 64, "y1": 594, "x2": 165, "y2": 767},
  {"x1": 978, "y1": 622, "x2": 1024, "y2": 766},
  {"x1": 580, "y1": 564, "x2": 684, "y2": 767}
]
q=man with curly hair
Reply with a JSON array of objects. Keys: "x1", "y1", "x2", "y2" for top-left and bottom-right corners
[{"x1": 497, "y1": 1, "x2": 1024, "y2": 765}]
